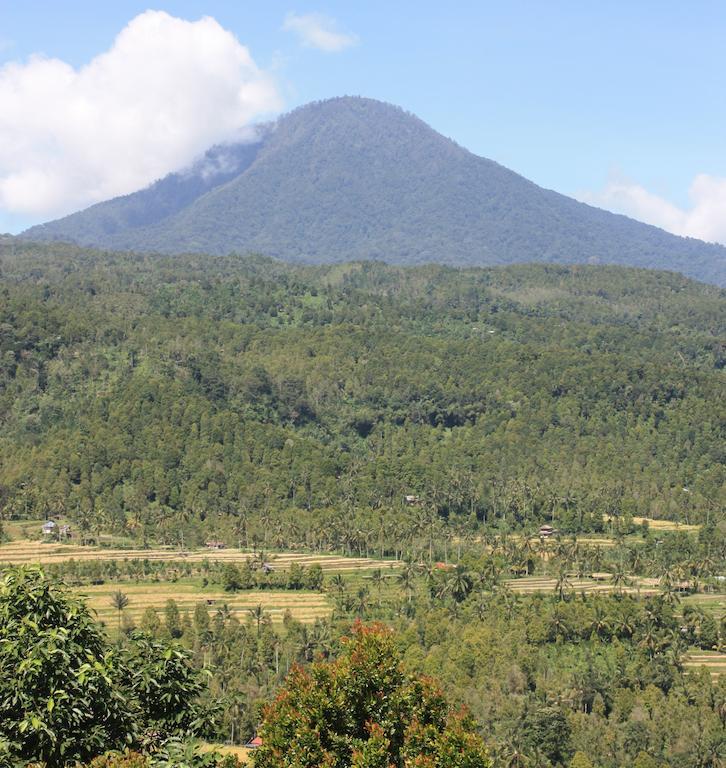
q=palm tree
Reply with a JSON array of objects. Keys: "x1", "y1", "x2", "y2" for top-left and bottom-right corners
[
  {"x1": 329, "y1": 573, "x2": 346, "y2": 599},
  {"x1": 483, "y1": 557, "x2": 503, "y2": 587},
  {"x1": 110, "y1": 590, "x2": 129, "y2": 634},
  {"x1": 474, "y1": 594, "x2": 489, "y2": 621},
  {"x1": 496, "y1": 736, "x2": 531, "y2": 768},
  {"x1": 611, "y1": 562, "x2": 631, "y2": 596},
  {"x1": 496, "y1": 583, "x2": 518, "y2": 619},
  {"x1": 370, "y1": 568, "x2": 385, "y2": 607},
  {"x1": 589, "y1": 603, "x2": 610, "y2": 639},
  {"x1": 554, "y1": 561, "x2": 573, "y2": 602},
  {"x1": 448, "y1": 566, "x2": 473, "y2": 603},
  {"x1": 659, "y1": 568, "x2": 681, "y2": 606},
  {"x1": 224, "y1": 693, "x2": 245, "y2": 745},
  {"x1": 247, "y1": 603, "x2": 266, "y2": 635},
  {"x1": 683, "y1": 605, "x2": 708, "y2": 644},
  {"x1": 397, "y1": 562, "x2": 417, "y2": 603},
  {"x1": 665, "y1": 629, "x2": 687, "y2": 672},
  {"x1": 309, "y1": 619, "x2": 332, "y2": 659},
  {"x1": 549, "y1": 606, "x2": 570, "y2": 641},
  {"x1": 355, "y1": 586, "x2": 369, "y2": 617}
]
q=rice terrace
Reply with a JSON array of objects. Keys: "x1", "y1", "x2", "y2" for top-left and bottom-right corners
[{"x1": 0, "y1": 537, "x2": 393, "y2": 571}]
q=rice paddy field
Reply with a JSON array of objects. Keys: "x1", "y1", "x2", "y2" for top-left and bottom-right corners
[
  {"x1": 0, "y1": 536, "x2": 401, "y2": 630},
  {"x1": 504, "y1": 575, "x2": 664, "y2": 596},
  {"x1": 682, "y1": 592, "x2": 726, "y2": 620},
  {"x1": 683, "y1": 651, "x2": 726, "y2": 678},
  {"x1": 629, "y1": 516, "x2": 701, "y2": 533},
  {"x1": 82, "y1": 581, "x2": 332, "y2": 626},
  {"x1": 603, "y1": 515, "x2": 702, "y2": 534},
  {"x1": 0, "y1": 538, "x2": 396, "y2": 572}
]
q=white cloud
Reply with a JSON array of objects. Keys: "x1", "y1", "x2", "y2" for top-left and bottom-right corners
[
  {"x1": 0, "y1": 11, "x2": 282, "y2": 221},
  {"x1": 283, "y1": 12, "x2": 358, "y2": 52},
  {"x1": 582, "y1": 174, "x2": 726, "y2": 245}
]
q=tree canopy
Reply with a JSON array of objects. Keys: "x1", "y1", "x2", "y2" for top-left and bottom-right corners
[
  {"x1": 253, "y1": 621, "x2": 491, "y2": 768},
  {"x1": 0, "y1": 567, "x2": 212, "y2": 767}
]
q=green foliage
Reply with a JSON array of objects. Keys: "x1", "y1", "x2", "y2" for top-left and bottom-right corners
[
  {"x1": 164, "y1": 600, "x2": 183, "y2": 639},
  {"x1": 0, "y1": 243, "x2": 723, "y2": 552},
  {"x1": 0, "y1": 568, "x2": 216, "y2": 766},
  {"x1": 0, "y1": 239, "x2": 724, "y2": 768},
  {"x1": 222, "y1": 564, "x2": 244, "y2": 593},
  {"x1": 83, "y1": 743, "x2": 241, "y2": 768},
  {"x1": 122, "y1": 632, "x2": 211, "y2": 740},
  {"x1": 21, "y1": 97, "x2": 726, "y2": 286},
  {"x1": 569, "y1": 753, "x2": 595, "y2": 768},
  {"x1": 86, "y1": 751, "x2": 150, "y2": 768},
  {"x1": 253, "y1": 621, "x2": 491, "y2": 768},
  {"x1": 632, "y1": 753, "x2": 661, "y2": 768},
  {"x1": 0, "y1": 567, "x2": 134, "y2": 766},
  {"x1": 521, "y1": 704, "x2": 571, "y2": 764}
]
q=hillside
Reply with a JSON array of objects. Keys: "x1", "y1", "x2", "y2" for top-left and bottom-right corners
[
  {"x1": 22, "y1": 97, "x2": 726, "y2": 286},
  {"x1": 1, "y1": 239, "x2": 724, "y2": 541}
]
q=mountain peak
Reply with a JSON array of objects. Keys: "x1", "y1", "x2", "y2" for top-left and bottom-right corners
[{"x1": 22, "y1": 97, "x2": 726, "y2": 285}]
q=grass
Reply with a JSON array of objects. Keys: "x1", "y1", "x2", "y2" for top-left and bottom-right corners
[{"x1": 3, "y1": 520, "x2": 49, "y2": 539}]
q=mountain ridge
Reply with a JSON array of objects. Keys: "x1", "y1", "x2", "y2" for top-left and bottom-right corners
[{"x1": 22, "y1": 96, "x2": 726, "y2": 286}]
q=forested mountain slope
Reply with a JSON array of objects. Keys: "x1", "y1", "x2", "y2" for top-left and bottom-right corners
[
  {"x1": 22, "y1": 97, "x2": 726, "y2": 286},
  {"x1": 1, "y1": 239, "x2": 723, "y2": 542}
]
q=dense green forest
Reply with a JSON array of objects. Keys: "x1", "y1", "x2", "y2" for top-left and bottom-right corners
[
  {"x1": 0, "y1": 239, "x2": 724, "y2": 545},
  {"x1": 23, "y1": 98, "x2": 726, "y2": 286}
]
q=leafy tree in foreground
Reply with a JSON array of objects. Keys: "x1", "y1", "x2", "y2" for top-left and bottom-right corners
[
  {"x1": 0, "y1": 568, "x2": 216, "y2": 767},
  {"x1": 0, "y1": 567, "x2": 134, "y2": 767},
  {"x1": 121, "y1": 632, "x2": 212, "y2": 742},
  {"x1": 253, "y1": 621, "x2": 492, "y2": 768}
]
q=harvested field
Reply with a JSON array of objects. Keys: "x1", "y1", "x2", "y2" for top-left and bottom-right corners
[
  {"x1": 631, "y1": 516, "x2": 701, "y2": 532},
  {"x1": 575, "y1": 537, "x2": 617, "y2": 548},
  {"x1": 684, "y1": 651, "x2": 726, "y2": 678},
  {"x1": 505, "y1": 575, "x2": 662, "y2": 596},
  {"x1": 604, "y1": 514, "x2": 701, "y2": 533},
  {"x1": 81, "y1": 582, "x2": 331, "y2": 625},
  {"x1": 0, "y1": 539, "x2": 397, "y2": 572},
  {"x1": 682, "y1": 593, "x2": 726, "y2": 619}
]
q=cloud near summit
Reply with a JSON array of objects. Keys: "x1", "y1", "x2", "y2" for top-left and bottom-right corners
[
  {"x1": 283, "y1": 12, "x2": 358, "y2": 52},
  {"x1": 0, "y1": 11, "x2": 281, "y2": 221},
  {"x1": 582, "y1": 174, "x2": 726, "y2": 246}
]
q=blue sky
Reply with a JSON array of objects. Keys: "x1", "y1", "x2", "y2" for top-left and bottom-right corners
[{"x1": 1, "y1": 1, "x2": 726, "y2": 241}]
